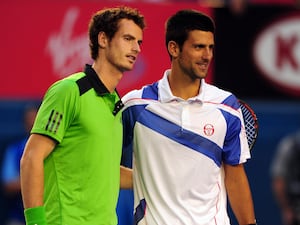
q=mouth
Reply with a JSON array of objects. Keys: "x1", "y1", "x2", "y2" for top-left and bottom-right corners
[
  {"x1": 197, "y1": 61, "x2": 209, "y2": 70},
  {"x1": 127, "y1": 55, "x2": 137, "y2": 64}
]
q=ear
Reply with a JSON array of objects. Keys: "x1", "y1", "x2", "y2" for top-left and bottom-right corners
[
  {"x1": 167, "y1": 41, "x2": 179, "y2": 58},
  {"x1": 98, "y1": 31, "x2": 108, "y2": 48}
]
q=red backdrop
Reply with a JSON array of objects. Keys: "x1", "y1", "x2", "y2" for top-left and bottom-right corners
[{"x1": 0, "y1": 1, "x2": 212, "y2": 98}]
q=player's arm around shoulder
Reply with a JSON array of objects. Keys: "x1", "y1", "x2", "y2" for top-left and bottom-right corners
[
  {"x1": 120, "y1": 165, "x2": 133, "y2": 189},
  {"x1": 224, "y1": 163, "x2": 257, "y2": 225},
  {"x1": 20, "y1": 133, "x2": 56, "y2": 225}
]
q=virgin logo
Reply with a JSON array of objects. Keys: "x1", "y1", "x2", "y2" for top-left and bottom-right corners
[
  {"x1": 253, "y1": 13, "x2": 300, "y2": 96},
  {"x1": 46, "y1": 7, "x2": 90, "y2": 77},
  {"x1": 203, "y1": 124, "x2": 214, "y2": 136},
  {"x1": 45, "y1": 7, "x2": 145, "y2": 92}
]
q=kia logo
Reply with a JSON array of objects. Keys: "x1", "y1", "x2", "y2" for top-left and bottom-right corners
[{"x1": 253, "y1": 13, "x2": 300, "y2": 96}]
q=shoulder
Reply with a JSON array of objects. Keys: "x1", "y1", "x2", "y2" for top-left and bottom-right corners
[
  {"x1": 122, "y1": 89, "x2": 144, "y2": 103},
  {"x1": 203, "y1": 82, "x2": 238, "y2": 108},
  {"x1": 50, "y1": 72, "x2": 84, "y2": 91},
  {"x1": 45, "y1": 72, "x2": 85, "y2": 100},
  {"x1": 274, "y1": 132, "x2": 300, "y2": 161},
  {"x1": 204, "y1": 82, "x2": 233, "y2": 99},
  {"x1": 122, "y1": 82, "x2": 158, "y2": 103},
  {"x1": 280, "y1": 131, "x2": 300, "y2": 149}
]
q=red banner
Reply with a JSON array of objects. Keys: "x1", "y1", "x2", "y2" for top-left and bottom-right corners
[{"x1": 0, "y1": 1, "x2": 212, "y2": 98}]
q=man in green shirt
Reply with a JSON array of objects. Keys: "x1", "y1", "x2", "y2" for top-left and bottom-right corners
[{"x1": 20, "y1": 6, "x2": 145, "y2": 225}]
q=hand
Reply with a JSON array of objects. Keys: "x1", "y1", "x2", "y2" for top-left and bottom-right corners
[{"x1": 282, "y1": 207, "x2": 296, "y2": 225}]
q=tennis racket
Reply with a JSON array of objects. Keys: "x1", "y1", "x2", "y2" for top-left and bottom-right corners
[{"x1": 238, "y1": 99, "x2": 259, "y2": 151}]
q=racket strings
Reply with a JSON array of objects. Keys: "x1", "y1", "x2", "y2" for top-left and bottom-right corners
[{"x1": 240, "y1": 104, "x2": 257, "y2": 148}]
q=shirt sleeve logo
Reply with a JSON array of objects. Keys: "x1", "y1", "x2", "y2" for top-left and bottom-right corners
[{"x1": 45, "y1": 110, "x2": 63, "y2": 134}]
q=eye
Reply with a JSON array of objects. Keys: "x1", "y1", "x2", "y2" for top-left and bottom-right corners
[
  {"x1": 124, "y1": 36, "x2": 131, "y2": 41},
  {"x1": 194, "y1": 44, "x2": 205, "y2": 49}
]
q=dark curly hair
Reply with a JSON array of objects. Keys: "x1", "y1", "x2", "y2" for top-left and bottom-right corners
[{"x1": 88, "y1": 6, "x2": 146, "y2": 60}]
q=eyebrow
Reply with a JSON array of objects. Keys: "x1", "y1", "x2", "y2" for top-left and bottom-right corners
[{"x1": 123, "y1": 34, "x2": 143, "y2": 45}]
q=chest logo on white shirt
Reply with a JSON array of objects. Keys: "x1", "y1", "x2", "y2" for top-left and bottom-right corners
[{"x1": 204, "y1": 124, "x2": 214, "y2": 136}]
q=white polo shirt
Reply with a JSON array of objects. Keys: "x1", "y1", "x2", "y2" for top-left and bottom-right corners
[{"x1": 122, "y1": 69, "x2": 250, "y2": 225}]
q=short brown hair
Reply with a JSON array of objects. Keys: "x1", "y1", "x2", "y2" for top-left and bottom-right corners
[{"x1": 89, "y1": 6, "x2": 146, "y2": 60}]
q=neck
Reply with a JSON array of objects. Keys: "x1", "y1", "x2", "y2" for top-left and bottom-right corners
[
  {"x1": 92, "y1": 62, "x2": 123, "y2": 93},
  {"x1": 168, "y1": 72, "x2": 201, "y2": 100}
]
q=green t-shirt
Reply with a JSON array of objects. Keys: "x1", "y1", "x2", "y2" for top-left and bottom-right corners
[{"x1": 31, "y1": 65, "x2": 123, "y2": 225}]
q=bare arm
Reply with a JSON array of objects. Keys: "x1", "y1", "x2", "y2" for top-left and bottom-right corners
[
  {"x1": 20, "y1": 133, "x2": 56, "y2": 209},
  {"x1": 272, "y1": 177, "x2": 290, "y2": 210},
  {"x1": 272, "y1": 177, "x2": 295, "y2": 225},
  {"x1": 120, "y1": 166, "x2": 133, "y2": 189},
  {"x1": 224, "y1": 163, "x2": 256, "y2": 225}
]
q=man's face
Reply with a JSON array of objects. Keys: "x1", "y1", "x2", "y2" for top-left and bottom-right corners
[
  {"x1": 177, "y1": 30, "x2": 214, "y2": 80},
  {"x1": 105, "y1": 19, "x2": 143, "y2": 73}
]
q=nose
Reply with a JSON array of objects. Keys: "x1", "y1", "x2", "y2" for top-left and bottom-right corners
[
  {"x1": 132, "y1": 41, "x2": 141, "y2": 53},
  {"x1": 203, "y1": 47, "x2": 213, "y2": 59}
]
